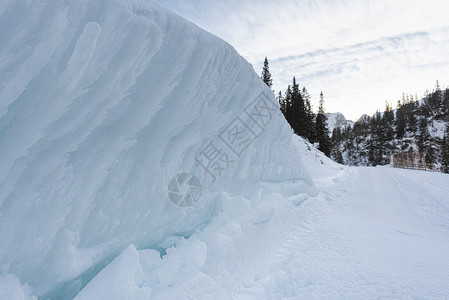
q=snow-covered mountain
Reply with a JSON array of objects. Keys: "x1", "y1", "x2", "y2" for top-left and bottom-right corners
[
  {"x1": 0, "y1": 0, "x2": 314, "y2": 298},
  {"x1": 326, "y1": 112, "x2": 354, "y2": 134}
]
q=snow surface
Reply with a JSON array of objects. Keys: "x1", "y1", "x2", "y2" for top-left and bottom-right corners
[{"x1": 2, "y1": 0, "x2": 449, "y2": 299}]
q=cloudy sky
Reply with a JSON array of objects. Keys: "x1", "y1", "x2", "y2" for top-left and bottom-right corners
[{"x1": 154, "y1": 0, "x2": 449, "y2": 121}]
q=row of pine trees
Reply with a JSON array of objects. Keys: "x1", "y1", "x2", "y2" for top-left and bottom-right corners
[
  {"x1": 261, "y1": 57, "x2": 331, "y2": 157},
  {"x1": 261, "y1": 57, "x2": 449, "y2": 173}
]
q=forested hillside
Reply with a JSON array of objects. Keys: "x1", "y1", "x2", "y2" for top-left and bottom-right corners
[
  {"x1": 330, "y1": 82, "x2": 449, "y2": 172},
  {"x1": 263, "y1": 54, "x2": 449, "y2": 173}
]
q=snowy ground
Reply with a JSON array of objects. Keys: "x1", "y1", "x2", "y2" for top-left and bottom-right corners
[{"x1": 71, "y1": 136, "x2": 449, "y2": 299}]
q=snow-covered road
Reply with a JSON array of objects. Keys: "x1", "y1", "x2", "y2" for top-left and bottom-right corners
[{"x1": 262, "y1": 163, "x2": 449, "y2": 299}]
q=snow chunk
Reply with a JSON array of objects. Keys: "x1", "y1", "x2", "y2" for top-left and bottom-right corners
[
  {"x1": 74, "y1": 245, "x2": 151, "y2": 300},
  {"x1": 0, "y1": 274, "x2": 37, "y2": 300}
]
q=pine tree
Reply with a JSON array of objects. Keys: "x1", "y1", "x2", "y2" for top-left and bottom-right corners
[
  {"x1": 291, "y1": 77, "x2": 300, "y2": 134},
  {"x1": 417, "y1": 118, "x2": 430, "y2": 152},
  {"x1": 395, "y1": 102, "x2": 406, "y2": 139},
  {"x1": 331, "y1": 127, "x2": 343, "y2": 163},
  {"x1": 284, "y1": 85, "x2": 293, "y2": 126},
  {"x1": 428, "y1": 80, "x2": 443, "y2": 113},
  {"x1": 425, "y1": 146, "x2": 436, "y2": 167},
  {"x1": 368, "y1": 138, "x2": 376, "y2": 165},
  {"x1": 302, "y1": 87, "x2": 316, "y2": 142},
  {"x1": 315, "y1": 92, "x2": 331, "y2": 157},
  {"x1": 443, "y1": 88, "x2": 449, "y2": 116},
  {"x1": 406, "y1": 103, "x2": 418, "y2": 134},
  {"x1": 334, "y1": 148, "x2": 344, "y2": 164},
  {"x1": 369, "y1": 111, "x2": 385, "y2": 165},
  {"x1": 277, "y1": 91, "x2": 285, "y2": 116},
  {"x1": 289, "y1": 77, "x2": 307, "y2": 137},
  {"x1": 442, "y1": 126, "x2": 449, "y2": 173},
  {"x1": 261, "y1": 57, "x2": 272, "y2": 88},
  {"x1": 383, "y1": 102, "x2": 395, "y2": 142}
]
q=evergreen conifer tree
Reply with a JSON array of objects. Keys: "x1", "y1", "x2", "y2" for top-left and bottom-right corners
[
  {"x1": 383, "y1": 102, "x2": 395, "y2": 143},
  {"x1": 443, "y1": 88, "x2": 449, "y2": 115},
  {"x1": 395, "y1": 102, "x2": 406, "y2": 139},
  {"x1": 277, "y1": 91, "x2": 285, "y2": 116},
  {"x1": 417, "y1": 118, "x2": 430, "y2": 152},
  {"x1": 290, "y1": 77, "x2": 307, "y2": 136},
  {"x1": 302, "y1": 87, "x2": 315, "y2": 142},
  {"x1": 425, "y1": 146, "x2": 436, "y2": 167},
  {"x1": 261, "y1": 57, "x2": 272, "y2": 88},
  {"x1": 428, "y1": 80, "x2": 443, "y2": 112},
  {"x1": 442, "y1": 126, "x2": 449, "y2": 173},
  {"x1": 370, "y1": 111, "x2": 385, "y2": 165},
  {"x1": 407, "y1": 109, "x2": 418, "y2": 134},
  {"x1": 315, "y1": 92, "x2": 331, "y2": 157},
  {"x1": 284, "y1": 85, "x2": 293, "y2": 126},
  {"x1": 331, "y1": 127, "x2": 344, "y2": 164}
]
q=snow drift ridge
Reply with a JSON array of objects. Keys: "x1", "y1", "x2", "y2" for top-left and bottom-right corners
[{"x1": 0, "y1": 0, "x2": 313, "y2": 297}]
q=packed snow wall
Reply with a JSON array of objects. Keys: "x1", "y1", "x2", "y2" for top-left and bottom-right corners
[{"x1": 0, "y1": 0, "x2": 315, "y2": 297}]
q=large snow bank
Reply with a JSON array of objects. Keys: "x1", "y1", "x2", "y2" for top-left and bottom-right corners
[
  {"x1": 0, "y1": 0, "x2": 314, "y2": 297},
  {"x1": 75, "y1": 135, "x2": 449, "y2": 299}
]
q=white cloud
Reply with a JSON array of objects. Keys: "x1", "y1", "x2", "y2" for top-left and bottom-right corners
[{"x1": 155, "y1": 0, "x2": 449, "y2": 120}]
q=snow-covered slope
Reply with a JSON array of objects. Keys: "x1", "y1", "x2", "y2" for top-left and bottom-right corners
[{"x1": 0, "y1": 0, "x2": 314, "y2": 298}]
